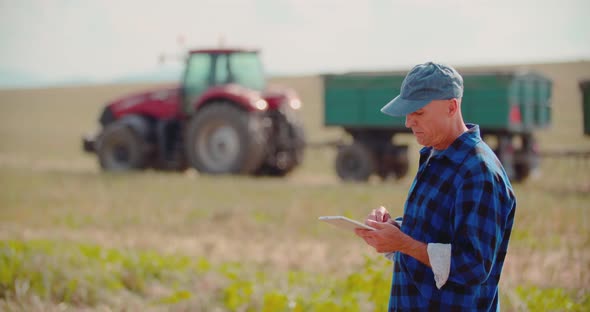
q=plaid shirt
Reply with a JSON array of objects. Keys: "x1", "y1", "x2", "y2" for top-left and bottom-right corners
[{"x1": 389, "y1": 124, "x2": 516, "y2": 311}]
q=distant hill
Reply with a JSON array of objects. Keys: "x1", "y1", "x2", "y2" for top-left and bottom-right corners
[
  {"x1": 111, "y1": 67, "x2": 182, "y2": 84},
  {"x1": 0, "y1": 69, "x2": 49, "y2": 88},
  {"x1": 2, "y1": 59, "x2": 589, "y2": 90},
  {"x1": 0, "y1": 66, "x2": 183, "y2": 89}
]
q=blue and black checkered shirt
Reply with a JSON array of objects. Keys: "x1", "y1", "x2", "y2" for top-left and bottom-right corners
[{"x1": 389, "y1": 124, "x2": 516, "y2": 311}]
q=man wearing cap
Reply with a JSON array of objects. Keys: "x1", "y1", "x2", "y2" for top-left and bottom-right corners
[{"x1": 355, "y1": 62, "x2": 516, "y2": 311}]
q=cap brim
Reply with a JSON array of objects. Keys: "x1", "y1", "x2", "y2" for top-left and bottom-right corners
[{"x1": 380, "y1": 95, "x2": 430, "y2": 117}]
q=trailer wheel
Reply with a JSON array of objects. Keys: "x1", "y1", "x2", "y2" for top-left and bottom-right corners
[
  {"x1": 513, "y1": 134, "x2": 539, "y2": 182},
  {"x1": 96, "y1": 122, "x2": 149, "y2": 171},
  {"x1": 391, "y1": 151, "x2": 409, "y2": 179},
  {"x1": 495, "y1": 135, "x2": 516, "y2": 181},
  {"x1": 185, "y1": 103, "x2": 266, "y2": 174},
  {"x1": 335, "y1": 142, "x2": 375, "y2": 182},
  {"x1": 514, "y1": 151, "x2": 532, "y2": 182}
]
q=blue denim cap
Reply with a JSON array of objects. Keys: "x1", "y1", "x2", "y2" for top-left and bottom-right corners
[{"x1": 381, "y1": 62, "x2": 463, "y2": 117}]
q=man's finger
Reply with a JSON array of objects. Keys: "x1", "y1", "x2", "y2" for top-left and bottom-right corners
[
  {"x1": 377, "y1": 206, "x2": 390, "y2": 222},
  {"x1": 355, "y1": 228, "x2": 371, "y2": 237},
  {"x1": 366, "y1": 219, "x2": 389, "y2": 229}
]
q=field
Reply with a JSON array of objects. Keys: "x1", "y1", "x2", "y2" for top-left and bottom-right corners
[{"x1": 1, "y1": 61, "x2": 589, "y2": 311}]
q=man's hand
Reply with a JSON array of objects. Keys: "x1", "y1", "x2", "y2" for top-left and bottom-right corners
[
  {"x1": 354, "y1": 220, "x2": 405, "y2": 253},
  {"x1": 355, "y1": 220, "x2": 431, "y2": 267},
  {"x1": 366, "y1": 206, "x2": 391, "y2": 224}
]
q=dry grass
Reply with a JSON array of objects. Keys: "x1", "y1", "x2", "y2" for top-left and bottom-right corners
[{"x1": 0, "y1": 62, "x2": 589, "y2": 311}]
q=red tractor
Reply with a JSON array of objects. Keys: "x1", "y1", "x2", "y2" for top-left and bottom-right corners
[{"x1": 83, "y1": 48, "x2": 305, "y2": 176}]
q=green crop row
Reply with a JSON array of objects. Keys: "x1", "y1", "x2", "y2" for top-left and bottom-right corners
[{"x1": 1, "y1": 240, "x2": 587, "y2": 311}]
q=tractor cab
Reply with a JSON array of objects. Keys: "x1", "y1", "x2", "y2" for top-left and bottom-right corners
[{"x1": 181, "y1": 49, "x2": 266, "y2": 115}]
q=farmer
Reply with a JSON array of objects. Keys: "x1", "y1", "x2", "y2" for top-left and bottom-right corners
[{"x1": 355, "y1": 62, "x2": 516, "y2": 311}]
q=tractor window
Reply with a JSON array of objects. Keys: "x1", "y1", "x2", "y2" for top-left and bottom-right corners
[
  {"x1": 229, "y1": 52, "x2": 265, "y2": 91},
  {"x1": 213, "y1": 54, "x2": 230, "y2": 85},
  {"x1": 184, "y1": 54, "x2": 212, "y2": 89},
  {"x1": 183, "y1": 53, "x2": 213, "y2": 113}
]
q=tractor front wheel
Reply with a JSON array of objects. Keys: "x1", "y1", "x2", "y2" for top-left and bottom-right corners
[{"x1": 96, "y1": 122, "x2": 149, "y2": 171}]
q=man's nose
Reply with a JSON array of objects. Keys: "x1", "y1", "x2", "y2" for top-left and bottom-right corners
[{"x1": 405, "y1": 115, "x2": 413, "y2": 128}]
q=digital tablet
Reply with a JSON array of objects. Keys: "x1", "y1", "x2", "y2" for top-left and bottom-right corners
[{"x1": 318, "y1": 216, "x2": 376, "y2": 231}]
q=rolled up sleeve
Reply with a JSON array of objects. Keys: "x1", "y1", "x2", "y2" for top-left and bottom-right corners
[{"x1": 427, "y1": 243, "x2": 452, "y2": 289}]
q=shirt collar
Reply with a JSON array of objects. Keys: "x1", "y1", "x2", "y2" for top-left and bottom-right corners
[{"x1": 419, "y1": 124, "x2": 482, "y2": 165}]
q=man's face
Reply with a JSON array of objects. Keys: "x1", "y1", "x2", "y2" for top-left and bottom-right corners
[{"x1": 405, "y1": 100, "x2": 452, "y2": 148}]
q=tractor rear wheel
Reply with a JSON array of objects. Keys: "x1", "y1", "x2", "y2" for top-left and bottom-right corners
[
  {"x1": 184, "y1": 103, "x2": 266, "y2": 175},
  {"x1": 96, "y1": 122, "x2": 149, "y2": 171}
]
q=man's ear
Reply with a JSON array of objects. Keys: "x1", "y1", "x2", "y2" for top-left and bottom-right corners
[{"x1": 448, "y1": 99, "x2": 459, "y2": 116}]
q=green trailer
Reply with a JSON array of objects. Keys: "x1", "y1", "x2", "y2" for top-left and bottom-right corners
[
  {"x1": 323, "y1": 71, "x2": 552, "y2": 182},
  {"x1": 580, "y1": 80, "x2": 590, "y2": 136}
]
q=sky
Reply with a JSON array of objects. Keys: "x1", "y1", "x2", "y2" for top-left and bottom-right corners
[{"x1": 0, "y1": 0, "x2": 589, "y2": 86}]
